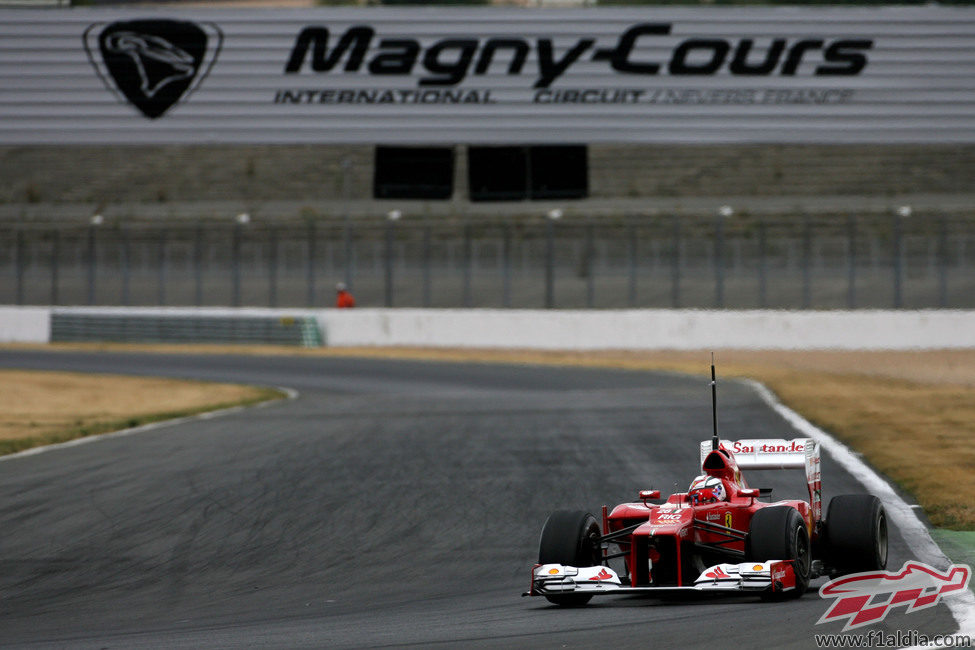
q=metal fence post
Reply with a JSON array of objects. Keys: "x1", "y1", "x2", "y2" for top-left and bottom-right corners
[
  {"x1": 938, "y1": 216, "x2": 948, "y2": 308},
  {"x1": 671, "y1": 215, "x2": 681, "y2": 309},
  {"x1": 194, "y1": 224, "x2": 204, "y2": 307},
  {"x1": 758, "y1": 219, "x2": 767, "y2": 309},
  {"x1": 344, "y1": 221, "x2": 356, "y2": 292},
  {"x1": 585, "y1": 221, "x2": 595, "y2": 309},
  {"x1": 502, "y1": 221, "x2": 512, "y2": 308},
  {"x1": 892, "y1": 212, "x2": 904, "y2": 308},
  {"x1": 15, "y1": 229, "x2": 25, "y2": 305},
  {"x1": 121, "y1": 225, "x2": 130, "y2": 306},
  {"x1": 87, "y1": 223, "x2": 97, "y2": 305},
  {"x1": 341, "y1": 158, "x2": 353, "y2": 290},
  {"x1": 714, "y1": 216, "x2": 724, "y2": 309},
  {"x1": 50, "y1": 228, "x2": 59, "y2": 306},
  {"x1": 627, "y1": 218, "x2": 637, "y2": 307},
  {"x1": 802, "y1": 216, "x2": 812, "y2": 309},
  {"x1": 384, "y1": 211, "x2": 400, "y2": 307},
  {"x1": 544, "y1": 214, "x2": 556, "y2": 309},
  {"x1": 306, "y1": 221, "x2": 316, "y2": 307},
  {"x1": 232, "y1": 222, "x2": 242, "y2": 307},
  {"x1": 462, "y1": 222, "x2": 472, "y2": 308},
  {"x1": 422, "y1": 224, "x2": 432, "y2": 308},
  {"x1": 846, "y1": 216, "x2": 856, "y2": 309},
  {"x1": 157, "y1": 228, "x2": 167, "y2": 306},
  {"x1": 269, "y1": 225, "x2": 278, "y2": 308}
]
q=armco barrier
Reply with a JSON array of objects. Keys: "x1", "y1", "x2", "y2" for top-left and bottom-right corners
[
  {"x1": 50, "y1": 310, "x2": 323, "y2": 347},
  {"x1": 2, "y1": 307, "x2": 975, "y2": 350}
]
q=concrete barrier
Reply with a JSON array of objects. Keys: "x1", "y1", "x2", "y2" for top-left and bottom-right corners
[
  {"x1": 0, "y1": 306, "x2": 49, "y2": 343},
  {"x1": 317, "y1": 309, "x2": 975, "y2": 350},
  {"x1": 1, "y1": 306, "x2": 974, "y2": 349}
]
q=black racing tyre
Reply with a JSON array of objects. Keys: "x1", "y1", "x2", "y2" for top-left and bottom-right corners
[
  {"x1": 825, "y1": 494, "x2": 888, "y2": 576},
  {"x1": 537, "y1": 510, "x2": 602, "y2": 606},
  {"x1": 747, "y1": 506, "x2": 811, "y2": 599}
]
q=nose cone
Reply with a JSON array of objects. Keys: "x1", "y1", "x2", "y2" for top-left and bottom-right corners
[{"x1": 637, "y1": 507, "x2": 693, "y2": 535}]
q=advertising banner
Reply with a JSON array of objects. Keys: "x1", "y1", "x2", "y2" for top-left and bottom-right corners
[{"x1": 1, "y1": 7, "x2": 974, "y2": 143}]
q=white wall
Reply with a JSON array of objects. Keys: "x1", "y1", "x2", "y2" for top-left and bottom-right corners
[
  {"x1": 0, "y1": 306, "x2": 50, "y2": 343},
  {"x1": 317, "y1": 309, "x2": 975, "y2": 350},
  {"x1": 3, "y1": 307, "x2": 974, "y2": 349}
]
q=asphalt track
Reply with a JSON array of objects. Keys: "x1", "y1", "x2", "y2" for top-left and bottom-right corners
[{"x1": 0, "y1": 350, "x2": 962, "y2": 649}]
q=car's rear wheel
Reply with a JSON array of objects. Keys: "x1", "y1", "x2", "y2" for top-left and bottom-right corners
[
  {"x1": 538, "y1": 510, "x2": 601, "y2": 606},
  {"x1": 825, "y1": 494, "x2": 888, "y2": 576},
  {"x1": 747, "y1": 506, "x2": 811, "y2": 599}
]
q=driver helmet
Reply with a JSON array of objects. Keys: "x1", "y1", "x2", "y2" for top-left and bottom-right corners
[{"x1": 688, "y1": 475, "x2": 726, "y2": 504}]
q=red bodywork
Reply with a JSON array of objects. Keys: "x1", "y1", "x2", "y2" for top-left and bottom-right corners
[{"x1": 602, "y1": 445, "x2": 817, "y2": 588}]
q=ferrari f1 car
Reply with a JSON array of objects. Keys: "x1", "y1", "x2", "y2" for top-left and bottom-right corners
[{"x1": 527, "y1": 370, "x2": 888, "y2": 605}]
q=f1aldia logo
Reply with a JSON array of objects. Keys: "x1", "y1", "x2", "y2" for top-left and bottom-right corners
[
  {"x1": 818, "y1": 561, "x2": 971, "y2": 632},
  {"x1": 83, "y1": 19, "x2": 223, "y2": 119}
]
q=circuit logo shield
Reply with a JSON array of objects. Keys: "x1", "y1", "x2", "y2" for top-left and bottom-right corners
[{"x1": 83, "y1": 19, "x2": 223, "y2": 119}]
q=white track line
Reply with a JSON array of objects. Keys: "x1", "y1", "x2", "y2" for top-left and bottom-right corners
[
  {"x1": 0, "y1": 385, "x2": 298, "y2": 463},
  {"x1": 743, "y1": 378, "x2": 975, "y2": 637}
]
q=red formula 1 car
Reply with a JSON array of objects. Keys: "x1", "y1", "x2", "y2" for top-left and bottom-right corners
[
  {"x1": 527, "y1": 370, "x2": 888, "y2": 605},
  {"x1": 528, "y1": 436, "x2": 889, "y2": 605}
]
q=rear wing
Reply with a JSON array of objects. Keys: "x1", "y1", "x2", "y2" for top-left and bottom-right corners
[{"x1": 700, "y1": 438, "x2": 822, "y2": 523}]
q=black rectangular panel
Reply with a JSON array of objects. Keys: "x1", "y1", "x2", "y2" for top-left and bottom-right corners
[{"x1": 374, "y1": 146, "x2": 455, "y2": 199}]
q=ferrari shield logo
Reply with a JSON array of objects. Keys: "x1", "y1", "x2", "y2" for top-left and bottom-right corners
[{"x1": 83, "y1": 19, "x2": 223, "y2": 119}]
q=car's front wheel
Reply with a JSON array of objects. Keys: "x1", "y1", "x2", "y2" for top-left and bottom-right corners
[
  {"x1": 747, "y1": 506, "x2": 811, "y2": 599},
  {"x1": 537, "y1": 510, "x2": 602, "y2": 606}
]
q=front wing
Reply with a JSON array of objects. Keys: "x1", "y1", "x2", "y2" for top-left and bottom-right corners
[{"x1": 526, "y1": 560, "x2": 798, "y2": 598}]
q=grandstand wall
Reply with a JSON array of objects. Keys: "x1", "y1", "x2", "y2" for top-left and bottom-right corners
[{"x1": 2, "y1": 143, "x2": 973, "y2": 221}]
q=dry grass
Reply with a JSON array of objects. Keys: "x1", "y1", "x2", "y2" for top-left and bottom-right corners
[
  {"x1": 4, "y1": 344, "x2": 973, "y2": 529},
  {"x1": 0, "y1": 369, "x2": 281, "y2": 455},
  {"x1": 770, "y1": 376, "x2": 975, "y2": 530}
]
